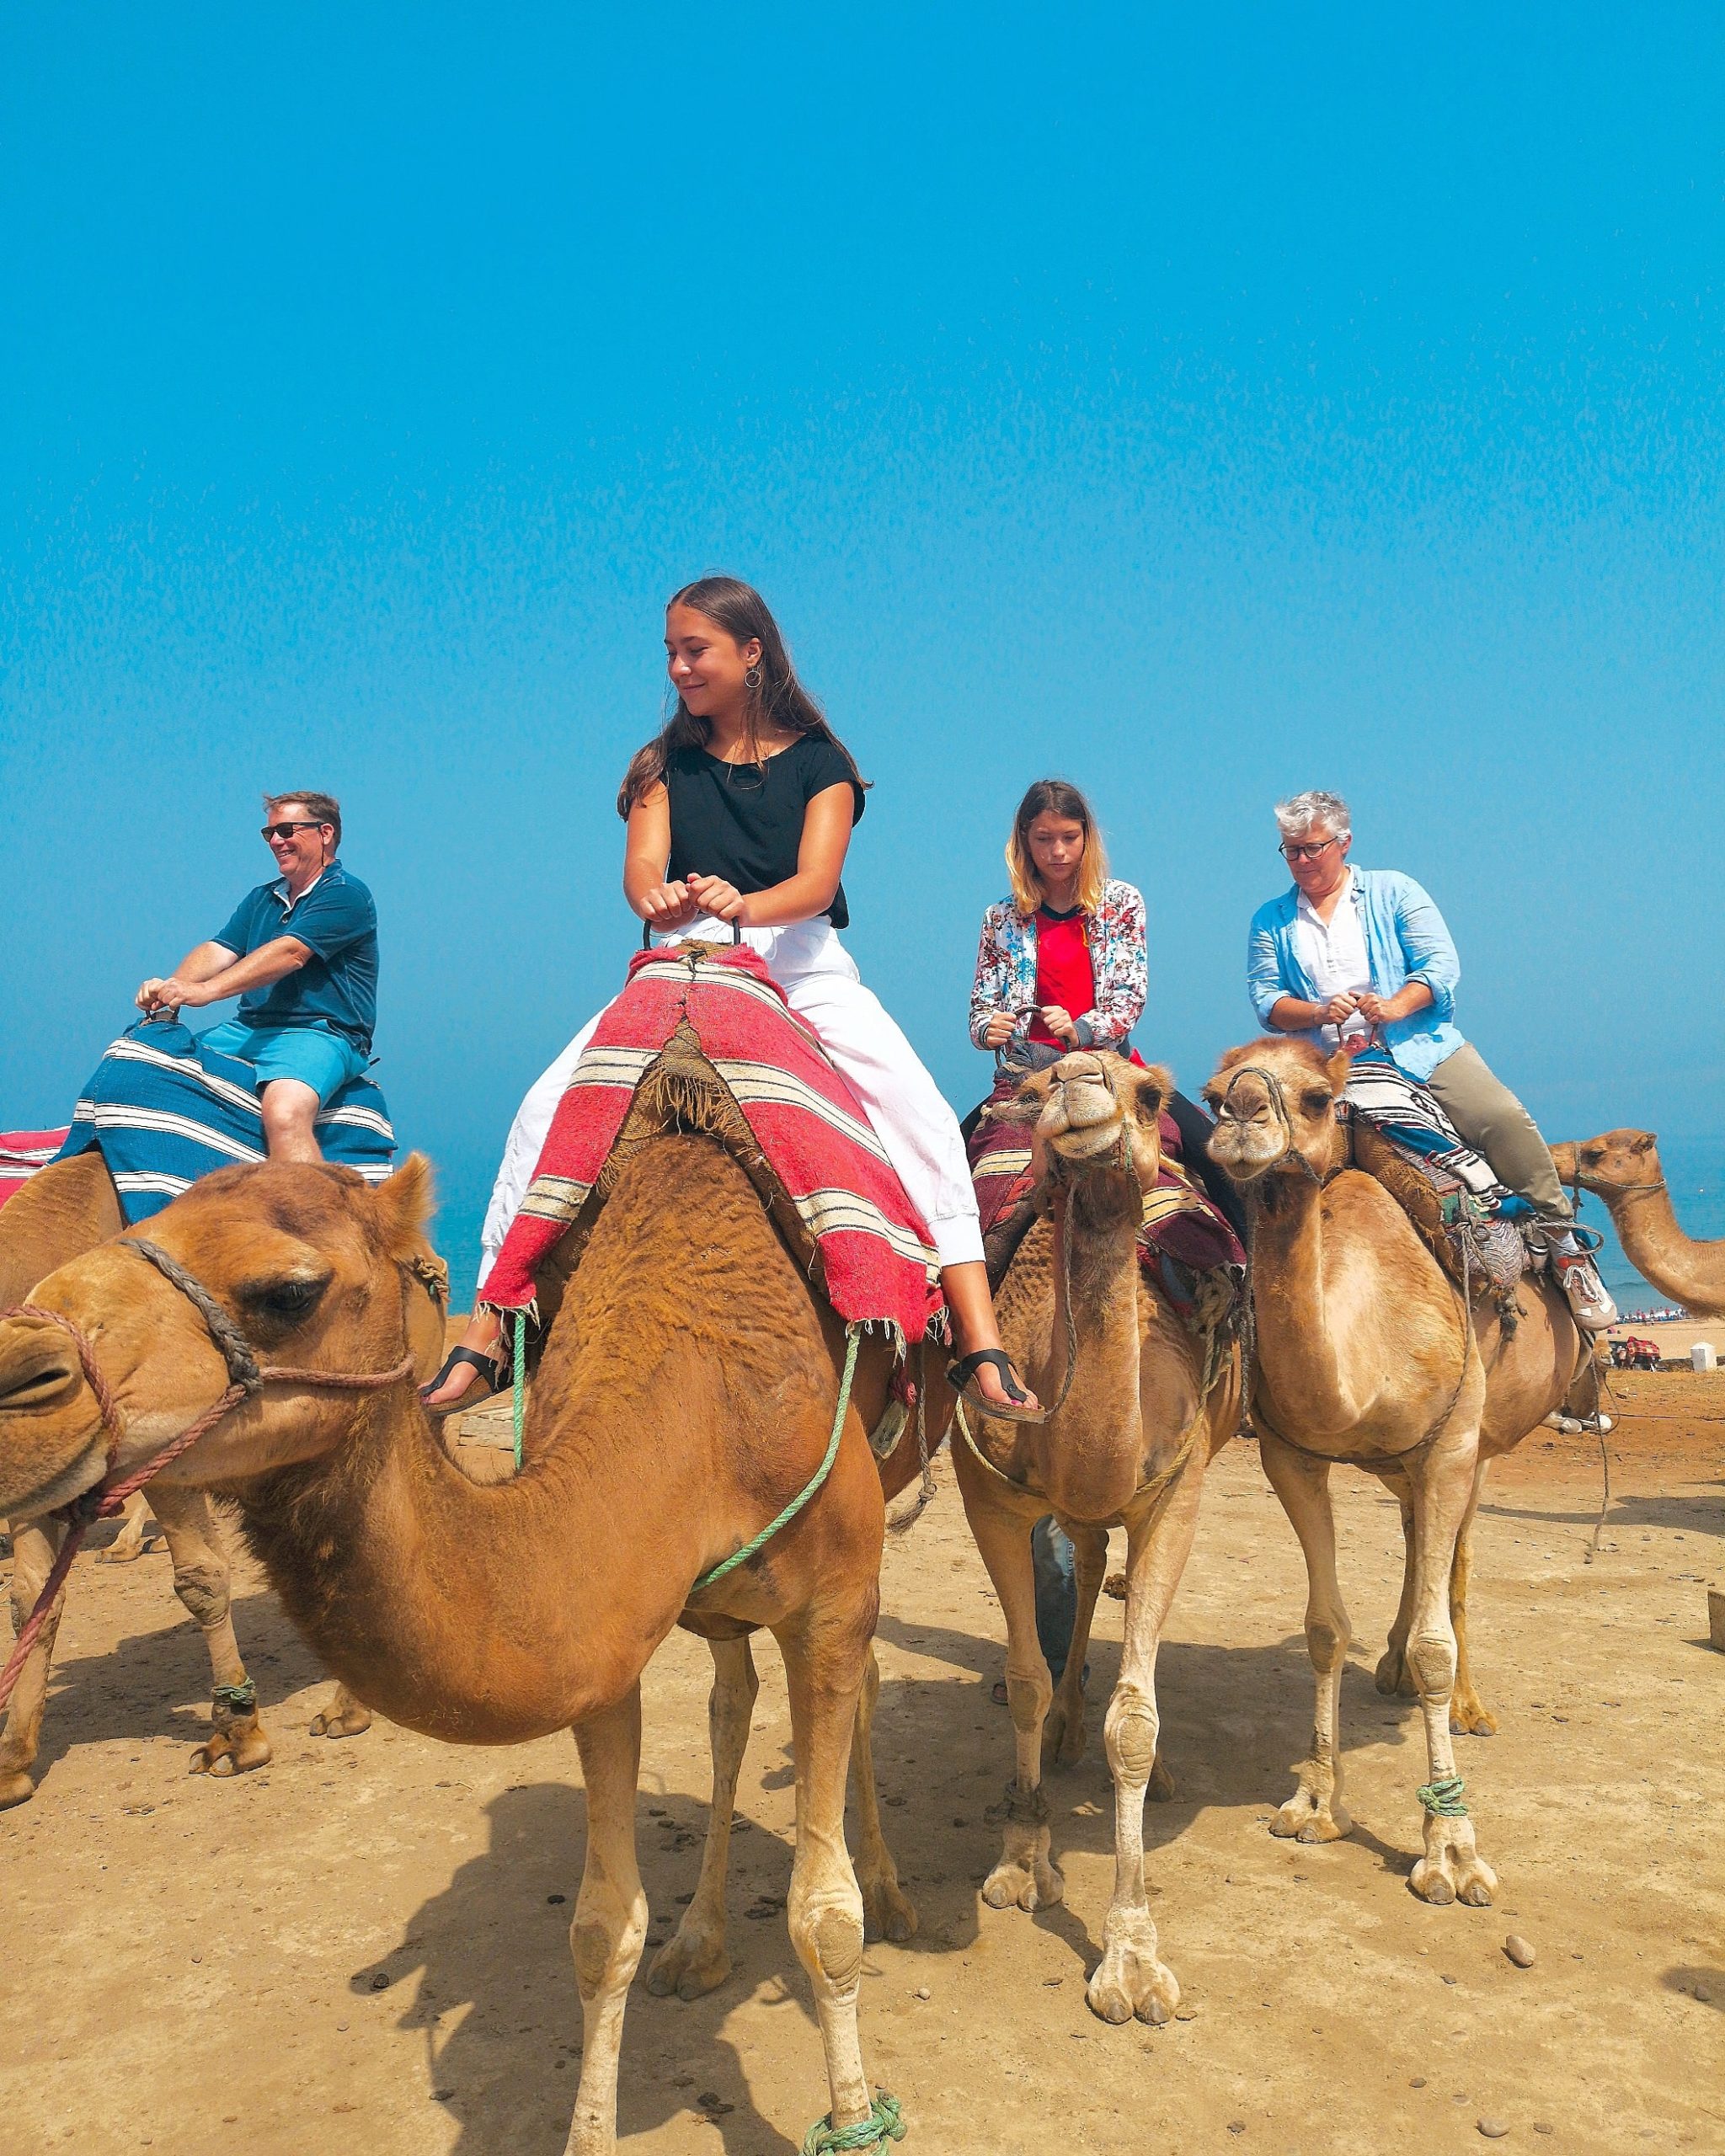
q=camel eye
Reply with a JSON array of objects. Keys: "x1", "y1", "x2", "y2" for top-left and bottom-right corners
[
  {"x1": 1301, "y1": 1089, "x2": 1332, "y2": 1115},
  {"x1": 1580, "y1": 1150, "x2": 1602, "y2": 1167},
  {"x1": 247, "y1": 1278, "x2": 325, "y2": 1323}
]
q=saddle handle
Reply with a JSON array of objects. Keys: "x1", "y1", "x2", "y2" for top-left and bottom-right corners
[{"x1": 640, "y1": 915, "x2": 745, "y2": 951}]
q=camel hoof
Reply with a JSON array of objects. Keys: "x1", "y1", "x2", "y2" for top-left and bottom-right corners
[
  {"x1": 860, "y1": 1870, "x2": 918, "y2": 1945},
  {"x1": 308, "y1": 1704, "x2": 372, "y2": 1739},
  {"x1": 982, "y1": 1850, "x2": 1064, "y2": 1914},
  {"x1": 1271, "y1": 1793, "x2": 1351, "y2": 1844},
  {"x1": 1412, "y1": 1834, "x2": 1497, "y2": 1908},
  {"x1": 97, "y1": 1530, "x2": 163, "y2": 1565},
  {"x1": 190, "y1": 1724, "x2": 272, "y2": 1780},
  {"x1": 1450, "y1": 1700, "x2": 1499, "y2": 1738},
  {"x1": 0, "y1": 1769, "x2": 35, "y2": 1811},
  {"x1": 645, "y1": 1925, "x2": 731, "y2": 2001},
  {"x1": 1087, "y1": 1917, "x2": 1178, "y2": 2027},
  {"x1": 1147, "y1": 1753, "x2": 1177, "y2": 1804},
  {"x1": 1044, "y1": 1699, "x2": 1087, "y2": 1770},
  {"x1": 1374, "y1": 1646, "x2": 1407, "y2": 1698}
]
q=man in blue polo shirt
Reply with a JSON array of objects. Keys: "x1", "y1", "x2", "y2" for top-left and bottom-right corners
[{"x1": 135, "y1": 791, "x2": 378, "y2": 1162}]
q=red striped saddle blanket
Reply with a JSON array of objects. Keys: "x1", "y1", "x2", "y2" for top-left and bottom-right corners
[
  {"x1": 0, "y1": 1129, "x2": 69, "y2": 1210},
  {"x1": 480, "y1": 943, "x2": 943, "y2": 1347}
]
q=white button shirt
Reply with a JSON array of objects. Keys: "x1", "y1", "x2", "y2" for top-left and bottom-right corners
[{"x1": 1293, "y1": 870, "x2": 1374, "y2": 1047}]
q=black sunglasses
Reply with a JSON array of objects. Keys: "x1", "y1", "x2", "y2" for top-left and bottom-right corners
[{"x1": 260, "y1": 820, "x2": 328, "y2": 841}]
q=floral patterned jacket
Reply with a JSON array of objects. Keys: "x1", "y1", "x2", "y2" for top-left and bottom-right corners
[{"x1": 968, "y1": 879, "x2": 1148, "y2": 1055}]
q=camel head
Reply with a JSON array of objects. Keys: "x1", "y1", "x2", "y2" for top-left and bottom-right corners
[
  {"x1": 1549, "y1": 1129, "x2": 1662, "y2": 1198},
  {"x1": 1203, "y1": 1038, "x2": 1350, "y2": 1193},
  {"x1": 0, "y1": 1155, "x2": 441, "y2": 1523},
  {"x1": 990, "y1": 1051, "x2": 1172, "y2": 1223}
]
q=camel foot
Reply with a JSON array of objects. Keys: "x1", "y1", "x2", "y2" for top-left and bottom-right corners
[
  {"x1": 1087, "y1": 1910, "x2": 1179, "y2": 2027},
  {"x1": 982, "y1": 1822, "x2": 1064, "y2": 1913},
  {"x1": 190, "y1": 1721, "x2": 272, "y2": 1780},
  {"x1": 308, "y1": 1688, "x2": 372, "y2": 1739},
  {"x1": 859, "y1": 1865, "x2": 918, "y2": 1945},
  {"x1": 1147, "y1": 1753, "x2": 1176, "y2": 1804},
  {"x1": 0, "y1": 1769, "x2": 35, "y2": 1811},
  {"x1": 97, "y1": 1526, "x2": 163, "y2": 1564},
  {"x1": 1375, "y1": 1644, "x2": 1414, "y2": 1699},
  {"x1": 1449, "y1": 1691, "x2": 1499, "y2": 1738},
  {"x1": 645, "y1": 1917, "x2": 731, "y2": 2001},
  {"x1": 1044, "y1": 1692, "x2": 1087, "y2": 1769},
  {"x1": 1410, "y1": 1817, "x2": 1497, "y2": 1908},
  {"x1": 1270, "y1": 1784, "x2": 1352, "y2": 1844}
]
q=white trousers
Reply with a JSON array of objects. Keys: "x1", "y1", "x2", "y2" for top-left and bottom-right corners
[{"x1": 478, "y1": 916, "x2": 985, "y2": 1283}]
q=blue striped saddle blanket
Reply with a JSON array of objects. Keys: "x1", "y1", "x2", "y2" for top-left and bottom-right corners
[{"x1": 55, "y1": 1020, "x2": 397, "y2": 1223}]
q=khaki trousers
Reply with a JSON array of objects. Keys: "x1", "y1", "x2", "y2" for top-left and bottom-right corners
[{"x1": 1425, "y1": 1041, "x2": 1569, "y2": 1219}]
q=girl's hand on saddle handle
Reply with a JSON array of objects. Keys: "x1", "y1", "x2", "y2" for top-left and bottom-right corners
[
  {"x1": 638, "y1": 880, "x2": 700, "y2": 931},
  {"x1": 684, "y1": 873, "x2": 748, "y2": 924},
  {"x1": 982, "y1": 1011, "x2": 1017, "y2": 1049},
  {"x1": 1039, "y1": 1004, "x2": 1080, "y2": 1046}
]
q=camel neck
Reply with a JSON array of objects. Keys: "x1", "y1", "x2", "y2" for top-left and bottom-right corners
[
  {"x1": 1244, "y1": 1173, "x2": 1357, "y2": 1435},
  {"x1": 1599, "y1": 1180, "x2": 1725, "y2": 1312},
  {"x1": 1039, "y1": 1174, "x2": 1158, "y2": 1518}
]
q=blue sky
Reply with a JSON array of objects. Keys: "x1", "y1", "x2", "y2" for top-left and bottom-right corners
[{"x1": 3, "y1": 7, "x2": 1721, "y2": 1302}]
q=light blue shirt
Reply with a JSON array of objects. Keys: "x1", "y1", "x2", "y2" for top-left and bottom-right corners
[{"x1": 1246, "y1": 866, "x2": 1464, "y2": 1083}]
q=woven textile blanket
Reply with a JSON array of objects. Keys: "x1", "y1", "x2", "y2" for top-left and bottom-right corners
[
  {"x1": 0, "y1": 1129, "x2": 68, "y2": 1210},
  {"x1": 967, "y1": 1070, "x2": 1245, "y2": 1292},
  {"x1": 480, "y1": 943, "x2": 943, "y2": 1346},
  {"x1": 1340, "y1": 1049, "x2": 1516, "y2": 1203},
  {"x1": 53, "y1": 1020, "x2": 397, "y2": 1222}
]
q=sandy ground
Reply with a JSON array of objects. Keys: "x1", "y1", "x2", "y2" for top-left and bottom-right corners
[{"x1": 2, "y1": 1382, "x2": 1721, "y2": 2156}]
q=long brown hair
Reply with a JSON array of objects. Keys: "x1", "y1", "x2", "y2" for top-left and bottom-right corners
[
  {"x1": 616, "y1": 576, "x2": 869, "y2": 817},
  {"x1": 1005, "y1": 777, "x2": 1110, "y2": 915}
]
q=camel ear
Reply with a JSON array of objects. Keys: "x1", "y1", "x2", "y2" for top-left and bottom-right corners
[
  {"x1": 1131, "y1": 1063, "x2": 1172, "y2": 1125},
  {"x1": 374, "y1": 1153, "x2": 437, "y2": 1258},
  {"x1": 1634, "y1": 1132, "x2": 1658, "y2": 1154},
  {"x1": 1324, "y1": 1049, "x2": 1353, "y2": 1095}
]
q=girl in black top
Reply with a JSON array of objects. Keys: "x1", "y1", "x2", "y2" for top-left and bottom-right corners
[{"x1": 425, "y1": 577, "x2": 1037, "y2": 1421}]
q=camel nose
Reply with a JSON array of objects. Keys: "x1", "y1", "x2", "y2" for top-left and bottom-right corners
[{"x1": 0, "y1": 1321, "x2": 85, "y2": 1412}]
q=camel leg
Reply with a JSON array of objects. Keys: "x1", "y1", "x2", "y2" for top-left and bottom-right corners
[
  {"x1": 0, "y1": 1518, "x2": 68, "y2": 1809},
  {"x1": 1374, "y1": 1476, "x2": 1418, "y2": 1700},
  {"x1": 1447, "y1": 1459, "x2": 1498, "y2": 1737},
  {"x1": 152, "y1": 1487, "x2": 272, "y2": 1780},
  {"x1": 966, "y1": 1496, "x2": 1062, "y2": 1912},
  {"x1": 1258, "y1": 1434, "x2": 1354, "y2": 1844},
  {"x1": 96, "y1": 1491, "x2": 163, "y2": 1564},
  {"x1": 849, "y1": 1642, "x2": 916, "y2": 1942},
  {"x1": 1405, "y1": 1445, "x2": 1498, "y2": 1908},
  {"x1": 564, "y1": 1686, "x2": 649, "y2": 2156},
  {"x1": 1086, "y1": 1469, "x2": 1206, "y2": 2026},
  {"x1": 1044, "y1": 1522, "x2": 1108, "y2": 1771},
  {"x1": 777, "y1": 1613, "x2": 875, "y2": 2148},
  {"x1": 307, "y1": 1682, "x2": 373, "y2": 1739},
  {"x1": 647, "y1": 1634, "x2": 757, "y2": 1999}
]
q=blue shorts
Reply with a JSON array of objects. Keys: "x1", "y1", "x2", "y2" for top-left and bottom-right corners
[{"x1": 199, "y1": 1021, "x2": 369, "y2": 1107}]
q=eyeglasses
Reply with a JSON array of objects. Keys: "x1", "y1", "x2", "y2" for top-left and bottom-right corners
[
  {"x1": 1279, "y1": 838, "x2": 1339, "y2": 862},
  {"x1": 260, "y1": 820, "x2": 327, "y2": 841}
]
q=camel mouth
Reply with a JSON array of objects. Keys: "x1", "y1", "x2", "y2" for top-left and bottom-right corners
[
  {"x1": 1206, "y1": 1121, "x2": 1288, "y2": 1183},
  {"x1": 0, "y1": 1347, "x2": 82, "y2": 1417},
  {"x1": 1044, "y1": 1117, "x2": 1130, "y2": 1164}
]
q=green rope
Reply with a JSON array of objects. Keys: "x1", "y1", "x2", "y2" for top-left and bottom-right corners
[
  {"x1": 1417, "y1": 1774, "x2": 1469, "y2": 1817},
  {"x1": 511, "y1": 1310, "x2": 526, "y2": 1473},
  {"x1": 694, "y1": 1327, "x2": 862, "y2": 1593},
  {"x1": 212, "y1": 1678, "x2": 256, "y2": 1714},
  {"x1": 801, "y1": 2090, "x2": 906, "y2": 2155}
]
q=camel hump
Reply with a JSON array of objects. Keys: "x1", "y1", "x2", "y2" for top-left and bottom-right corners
[{"x1": 1348, "y1": 1116, "x2": 1474, "y2": 1293}]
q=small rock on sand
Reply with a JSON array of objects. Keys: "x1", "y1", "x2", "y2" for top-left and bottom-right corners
[
  {"x1": 1478, "y1": 2121, "x2": 1509, "y2": 2139},
  {"x1": 1504, "y1": 1935, "x2": 1535, "y2": 1967}
]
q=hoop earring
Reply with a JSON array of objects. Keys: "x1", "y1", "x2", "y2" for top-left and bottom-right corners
[{"x1": 744, "y1": 664, "x2": 762, "y2": 689}]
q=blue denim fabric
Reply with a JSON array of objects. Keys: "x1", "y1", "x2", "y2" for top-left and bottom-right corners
[
  {"x1": 1032, "y1": 1517, "x2": 1078, "y2": 1682},
  {"x1": 1245, "y1": 867, "x2": 1465, "y2": 1084}
]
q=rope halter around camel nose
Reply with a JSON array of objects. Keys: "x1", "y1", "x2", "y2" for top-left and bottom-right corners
[{"x1": 0, "y1": 1236, "x2": 420, "y2": 1715}]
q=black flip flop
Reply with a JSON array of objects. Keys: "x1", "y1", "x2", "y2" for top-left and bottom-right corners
[
  {"x1": 948, "y1": 1348, "x2": 1046, "y2": 1424},
  {"x1": 420, "y1": 1343, "x2": 510, "y2": 1417}
]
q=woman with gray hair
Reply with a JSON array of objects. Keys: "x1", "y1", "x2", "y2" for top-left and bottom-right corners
[{"x1": 1243, "y1": 789, "x2": 1616, "y2": 1328}]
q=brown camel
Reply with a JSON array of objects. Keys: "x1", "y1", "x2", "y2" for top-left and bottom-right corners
[
  {"x1": 1204, "y1": 1039, "x2": 1585, "y2": 1904},
  {"x1": 0, "y1": 1150, "x2": 398, "y2": 1805},
  {"x1": 1551, "y1": 1130, "x2": 1725, "y2": 1318},
  {"x1": 0, "y1": 1145, "x2": 924, "y2": 2153},
  {"x1": 953, "y1": 1052, "x2": 1238, "y2": 2025}
]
